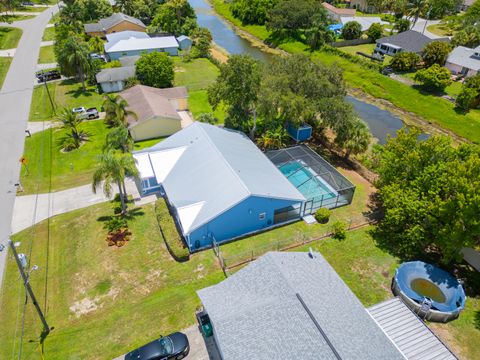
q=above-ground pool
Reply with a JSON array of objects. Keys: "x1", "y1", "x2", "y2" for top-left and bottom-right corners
[
  {"x1": 278, "y1": 161, "x2": 337, "y2": 201},
  {"x1": 392, "y1": 261, "x2": 466, "y2": 322}
]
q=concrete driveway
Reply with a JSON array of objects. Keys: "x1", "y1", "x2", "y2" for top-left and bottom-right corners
[{"x1": 113, "y1": 325, "x2": 221, "y2": 360}]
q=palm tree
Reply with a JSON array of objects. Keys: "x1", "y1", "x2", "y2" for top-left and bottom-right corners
[
  {"x1": 57, "y1": 108, "x2": 88, "y2": 151},
  {"x1": 336, "y1": 118, "x2": 371, "y2": 159},
  {"x1": 104, "y1": 126, "x2": 134, "y2": 154},
  {"x1": 406, "y1": 0, "x2": 428, "y2": 27},
  {"x1": 57, "y1": 37, "x2": 91, "y2": 91},
  {"x1": 89, "y1": 36, "x2": 104, "y2": 54},
  {"x1": 103, "y1": 94, "x2": 138, "y2": 128},
  {"x1": 92, "y1": 151, "x2": 139, "y2": 214}
]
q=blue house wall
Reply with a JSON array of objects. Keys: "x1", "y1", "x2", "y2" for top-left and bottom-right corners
[
  {"x1": 108, "y1": 47, "x2": 178, "y2": 60},
  {"x1": 185, "y1": 196, "x2": 303, "y2": 251}
]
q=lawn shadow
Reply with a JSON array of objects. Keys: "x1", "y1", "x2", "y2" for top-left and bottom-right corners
[
  {"x1": 62, "y1": 79, "x2": 97, "y2": 98},
  {"x1": 474, "y1": 311, "x2": 480, "y2": 331}
]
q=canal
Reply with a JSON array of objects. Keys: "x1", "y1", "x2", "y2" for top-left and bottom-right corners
[{"x1": 190, "y1": 0, "x2": 424, "y2": 144}]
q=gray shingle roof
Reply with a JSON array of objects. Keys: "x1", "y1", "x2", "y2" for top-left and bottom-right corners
[
  {"x1": 136, "y1": 123, "x2": 306, "y2": 234},
  {"x1": 95, "y1": 66, "x2": 135, "y2": 83},
  {"x1": 84, "y1": 12, "x2": 146, "y2": 34},
  {"x1": 446, "y1": 46, "x2": 480, "y2": 71},
  {"x1": 368, "y1": 298, "x2": 458, "y2": 360},
  {"x1": 377, "y1": 30, "x2": 449, "y2": 53},
  {"x1": 197, "y1": 252, "x2": 405, "y2": 360}
]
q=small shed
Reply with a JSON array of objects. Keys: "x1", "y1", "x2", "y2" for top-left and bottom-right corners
[
  {"x1": 176, "y1": 35, "x2": 192, "y2": 51},
  {"x1": 95, "y1": 66, "x2": 136, "y2": 93},
  {"x1": 286, "y1": 123, "x2": 312, "y2": 142}
]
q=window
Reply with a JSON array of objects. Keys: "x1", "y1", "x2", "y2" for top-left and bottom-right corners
[{"x1": 259, "y1": 212, "x2": 266, "y2": 220}]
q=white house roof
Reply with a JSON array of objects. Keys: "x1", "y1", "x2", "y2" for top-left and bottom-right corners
[
  {"x1": 133, "y1": 123, "x2": 305, "y2": 235},
  {"x1": 106, "y1": 36, "x2": 179, "y2": 54},
  {"x1": 340, "y1": 16, "x2": 389, "y2": 31},
  {"x1": 198, "y1": 252, "x2": 406, "y2": 360},
  {"x1": 105, "y1": 31, "x2": 150, "y2": 51},
  {"x1": 446, "y1": 46, "x2": 480, "y2": 71}
]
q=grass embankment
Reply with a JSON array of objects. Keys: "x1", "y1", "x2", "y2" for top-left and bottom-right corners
[
  {"x1": 30, "y1": 79, "x2": 104, "y2": 121},
  {"x1": 427, "y1": 23, "x2": 453, "y2": 36},
  {"x1": 0, "y1": 57, "x2": 12, "y2": 88},
  {"x1": 0, "y1": 26, "x2": 22, "y2": 49},
  {"x1": 0, "y1": 201, "x2": 224, "y2": 359},
  {"x1": 173, "y1": 57, "x2": 226, "y2": 122},
  {"x1": 20, "y1": 120, "x2": 109, "y2": 194},
  {"x1": 42, "y1": 26, "x2": 55, "y2": 41},
  {"x1": 338, "y1": 43, "x2": 376, "y2": 56},
  {"x1": 38, "y1": 44, "x2": 55, "y2": 63},
  {"x1": 210, "y1": 0, "x2": 480, "y2": 144}
]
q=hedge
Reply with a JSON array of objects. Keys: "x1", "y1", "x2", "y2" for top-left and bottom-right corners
[{"x1": 154, "y1": 198, "x2": 190, "y2": 261}]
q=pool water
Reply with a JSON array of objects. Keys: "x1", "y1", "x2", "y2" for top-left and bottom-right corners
[
  {"x1": 410, "y1": 278, "x2": 446, "y2": 303},
  {"x1": 278, "y1": 161, "x2": 336, "y2": 201}
]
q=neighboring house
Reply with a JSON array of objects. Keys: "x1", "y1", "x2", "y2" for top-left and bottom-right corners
[
  {"x1": 340, "y1": 16, "x2": 389, "y2": 31},
  {"x1": 322, "y1": 2, "x2": 356, "y2": 22},
  {"x1": 197, "y1": 251, "x2": 458, "y2": 360},
  {"x1": 120, "y1": 85, "x2": 188, "y2": 141},
  {"x1": 118, "y1": 55, "x2": 140, "y2": 67},
  {"x1": 105, "y1": 30, "x2": 150, "y2": 49},
  {"x1": 84, "y1": 13, "x2": 146, "y2": 38},
  {"x1": 176, "y1": 35, "x2": 192, "y2": 51},
  {"x1": 133, "y1": 123, "x2": 307, "y2": 250},
  {"x1": 96, "y1": 66, "x2": 135, "y2": 93},
  {"x1": 105, "y1": 36, "x2": 179, "y2": 60},
  {"x1": 446, "y1": 46, "x2": 480, "y2": 78},
  {"x1": 375, "y1": 30, "x2": 449, "y2": 56},
  {"x1": 350, "y1": 0, "x2": 377, "y2": 13}
]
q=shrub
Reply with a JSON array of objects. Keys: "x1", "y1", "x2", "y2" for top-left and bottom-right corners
[
  {"x1": 422, "y1": 41, "x2": 452, "y2": 67},
  {"x1": 331, "y1": 221, "x2": 347, "y2": 240},
  {"x1": 394, "y1": 18, "x2": 410, "y2": 33},
  {"x1": 102, "y1": 60, "x2": 122, "y2": 69},
  {"x1": 155, "y1": 198, "x2": 189, "y2": 261},
  {"x1": 414, "y1": 64, "x2": 452, "y2": 91},
  {"x1": 456, "y1": 87, "x2": 478, "y2": 111},
  {"x1": 136, "y1": 52, "x2": 174, "y2": 88},
  {"x1": 314, "y1": 208, "x2": 331, "y2": 224},
  {"x1": 341, "y1": 21, "x2": 362, "y2": 40},
  {"x1": 380, "y1": 13, "x2": 396, "y2": 23},
  {"x1": 366, "y1": 23, "x2": 383, "y2": 41},
  {"x1": 390, "y1": 52, "x2": 420, "y2": 72}
]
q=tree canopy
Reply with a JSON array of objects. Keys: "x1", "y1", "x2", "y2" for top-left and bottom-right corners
[
  {"x1": 414, "y1": 64, "x2": 452, "y2": 91},
  {"x1": 422, "y1": 41, "x2": 452, "y2": 67},
  {"x1": 374, "y1": 129, "x2": 480, "y2": 263},
  {"x1": 341, "y1": 21, "x2": 362, "y2": 40},
  {"x1": 231, "y1": 0, "x2": 278, "y2": 25},
  {"x1": 135, "y1": 52, "x2": 174, "y2": 88}
]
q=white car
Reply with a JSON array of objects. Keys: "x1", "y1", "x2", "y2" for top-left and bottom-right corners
[{"x1": 72, "y1": 107, "x2": 86, "y2": 114}]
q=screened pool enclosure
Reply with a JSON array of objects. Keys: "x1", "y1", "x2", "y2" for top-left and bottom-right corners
[{"x1": 266, "y1": 145, "x2": 355, "y2": 213}]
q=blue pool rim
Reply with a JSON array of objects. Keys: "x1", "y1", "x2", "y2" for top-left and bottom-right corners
[{"x1": 392, "y1": 261, "x2": 466, "y2": 322}]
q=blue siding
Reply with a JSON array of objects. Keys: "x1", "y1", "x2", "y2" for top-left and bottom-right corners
[
  {"x1": 186, "y1": 196, "x2": 303, "y2": 250},
  {"x1": 287, "y1": 123, "x2": 312, "y2": 142},
  {"x1": 177, "y1": 38, "x2": 192, "y2": 50},
  {"x1": 108, "y1": 47, "x2": 178, "y2": 60}
]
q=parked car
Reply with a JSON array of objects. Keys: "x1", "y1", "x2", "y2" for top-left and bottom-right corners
[
  {"x1": 36, "y1": 70, "x2": 61, "y2": 83},
  {"x1": 90, "y1": 53, "x2": 107, "y2": 62},
  {"x1": 81, "y1": 107, "x2": 99, "y2": 119},
  {"x1": 125, "y1": 332, "x2": 189, "y2": 360},
  {"x1": 72, "y1": 107, "x2": 86, "y2": 114},
  {"x1": 21, "y1": 1, "x2": 35, "y2": 6}
]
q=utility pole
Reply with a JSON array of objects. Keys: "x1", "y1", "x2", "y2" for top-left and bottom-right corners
[
  {"x1": 44, "y1": 77, "x2": 56, "y2": 116},
  {"x1": 8, "y1": 240, "x2": 50, "y2": 335}
]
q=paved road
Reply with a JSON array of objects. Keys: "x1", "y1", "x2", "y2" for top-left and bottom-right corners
[
  {"x1": 411, "y1": 18, "x2": 443, "y2": 39},
  {"x1": 0, "y1": 6, "x2": 58, "y2": 289}
]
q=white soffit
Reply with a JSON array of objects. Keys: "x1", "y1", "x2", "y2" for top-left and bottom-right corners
[
  {"x1": 149, "y1": 146, "x2": 186, "y2": 183},
  {"x1": 133, "y1": 153, "x2": 154, "y2": 179},
  {"x1": 177, "y1": 201, "x2": 205, "y2": 233}
]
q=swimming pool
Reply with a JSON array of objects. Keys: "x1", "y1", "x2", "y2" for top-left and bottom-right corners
[{"x1": 278, "y1": 161, "x2": 337, "y2": 201}]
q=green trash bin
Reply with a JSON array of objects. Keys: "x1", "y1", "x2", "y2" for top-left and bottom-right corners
[{"x1": 199, "y1": 313, "x2": 213, "y2": 337}]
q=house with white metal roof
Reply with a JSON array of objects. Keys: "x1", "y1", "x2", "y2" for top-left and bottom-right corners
[
  {"x1": 446, "y1": 46, "x2": 480, "y2": 78},
  {"x1": 105, "y1": 36, "x2": 179, "y2": 60},
  {"x1": 197, "y1": 251, "x2": 458, "y2": 360},
  {"x1": 104, "y1": 30, "x2": 150, "y2": 52},
  {"x1": 133, "y1": 123, "x2": 306, "y2": 250}
]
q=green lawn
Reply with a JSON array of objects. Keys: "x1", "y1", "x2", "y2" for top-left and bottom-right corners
[
  {"x1": 427, "y1": 23, "x2": 453, "y2": 37},
  {"x1": 338, "y1": 43, "x2": 376, "y2": 57},
  {"x1": 0, "y1": 26, "x2": 22, "y2": 49},
  {"x1": 133, "y1": 137, "x2": 165, "y2": 150},
  {"x1": 20, "y1": 120, "x2": 109, "y2": 194},
  {"x1": 3, "y1": 14, "x2": 36, "y2": 21},
  {"x1": 0, "y1": 57, "x2": 12, "y2": 89},
  {"x1": 173, "y1": 57, "x2": 220, "y2": 91},
  {"x1": 15, "y1": 5, "x2": 49, "y2": 12},
  {"x1": 0, "y1": 201, "x2": 224, "y2": 360},
  {"x1": 189, "y1": 90, "x2": 226, "y2": 123},
  {"x1": 211, "y1": 0, "x2": 480, "y2": 144},
  {"x1": 38, "y1": 44, "x2": 55, "y2": 63},
  {"x1": 42, "y1": 26, "x2": 55, "y2": 41},
  {"x1": 30, "y1": 79, "x2": 104, "y2": 121}
]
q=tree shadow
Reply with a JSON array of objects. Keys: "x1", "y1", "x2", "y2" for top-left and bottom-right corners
[{"x1": 474, "y1": 311, "x2": 480, "y2": 331}]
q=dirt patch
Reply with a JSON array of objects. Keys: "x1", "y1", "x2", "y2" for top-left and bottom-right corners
[
  {"x1": 210, "y1": 43, "x2": 228, "y2": 64},
  {"x1": 69, "y1": 287, "x2": 120, "y2": 318}
]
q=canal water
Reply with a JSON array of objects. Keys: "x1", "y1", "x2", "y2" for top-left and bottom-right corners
[{"x1": 189, "y1": 0, "x2": 424, "y2": 144}]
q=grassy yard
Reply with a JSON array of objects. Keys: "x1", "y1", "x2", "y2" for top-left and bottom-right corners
[
  {"x1": 339, "y1": 43, "x2": 376, "y2": 57},
  {"x1": 20, "y1": 120, "x2": 109, "y2": 194},
  {"x1": 0, "y1": 201, "x2": 224, "y2": 360},
  {"x1": 42, "y1": 26, "x2": 55, "y2": 41},
  {"x1": 0, "y1": 57, "x2": 12, "y2": 88},
  {"x1": 0, "y1": 26, "x2": 22, "y2": 49},
  {"x1": 38, "y1": 44, "x2": 55, "y2": 63},
  {"x1": 133, "y1": 137, "x2": 165, "y2": 150},
  {"x1": 211, "y1": 0, "x2": 480, "y2": 144},
  {"x1": 173, "y1": 57, "x2": 219, "y2": 91},
  {"x1": 189, "y1": 90, "x2": 226, "y2": 123},
  {"x1": 427, "y1": 23, "x2": 453, "y2": 37},
  {"x1": 30, "y1": 79, "x2": 104, "y2": 121}
]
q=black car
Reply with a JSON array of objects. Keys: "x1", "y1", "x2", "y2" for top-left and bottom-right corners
[
  {"x1": 125, "y1": 332, "x2": 189, "y2": 360},
  {"x1": 36, "y1": 70, "x2": 61, "y2": 83}
]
